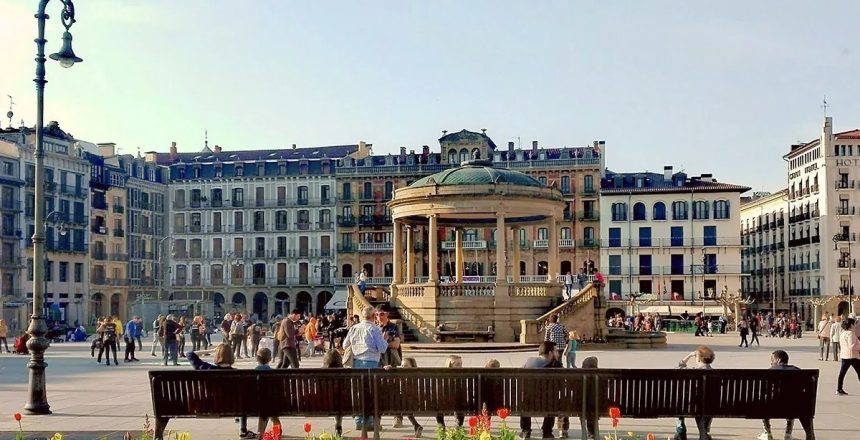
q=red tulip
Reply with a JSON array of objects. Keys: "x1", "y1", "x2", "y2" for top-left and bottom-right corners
[
  {"x1": 608, "y1": 407, "x2": 621, "y2": 419},
  {"x1": 304, "y1": 422, "x2": 312, "y2": 433},
  {"x1": 13, "y1": 413, "x2": 21, "y2": 422},
  {"x1": 468, "y1": 416, "x2": 479, "y2": 427},
  {"x1": 497, "y1": 408, "x2": 510, "y2": 420}
]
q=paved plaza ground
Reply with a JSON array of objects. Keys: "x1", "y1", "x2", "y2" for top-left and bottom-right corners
[{"x1": 0, "y1": 333, "x2": 857, "y2": 439}]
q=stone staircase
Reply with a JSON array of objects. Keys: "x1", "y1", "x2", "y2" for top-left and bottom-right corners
[
  {"x1": 520, "y1": 283, "x2": 607, "y2": 343},
  {"x1": 348, "y1": 285, "x2": 419, "y2": 342},
  {"x1": 367, "y1": 298, "x2": 419, "y2": 342}
]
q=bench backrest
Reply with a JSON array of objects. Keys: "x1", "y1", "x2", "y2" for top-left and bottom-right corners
[{"x1": 150, "y1": 368, "x2": 818, "y2": 420}]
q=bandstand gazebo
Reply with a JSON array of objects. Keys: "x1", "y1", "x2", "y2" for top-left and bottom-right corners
[{"x1": 387, "y1": 158, "x2": 566, "y2": 341}]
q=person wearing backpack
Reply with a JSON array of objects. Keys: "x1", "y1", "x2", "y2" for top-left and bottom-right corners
[{"x1": 97, "y1": 316, "x2": 119, "y2": 366}]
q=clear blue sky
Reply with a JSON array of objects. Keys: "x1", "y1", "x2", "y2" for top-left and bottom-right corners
[{"x1": 2, "y1": 1, "x2": 859, "y2": 191}]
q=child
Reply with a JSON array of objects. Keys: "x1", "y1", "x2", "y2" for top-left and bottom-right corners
[
  {"x1": 392, "y1": 357, "x2": 424, "y2": 437},
  {"x1": 563, "y1": 330, "x2": 579, "y2": 368},
  {"x1": 436, "y1": 355, "x2": 465, "y2": 429},
  {"x1": 322, "y1": 349, "x2": 345, "y2": 437},
  {"x1": 255, "y1": 348, "x2": 281, "y2": 438}
]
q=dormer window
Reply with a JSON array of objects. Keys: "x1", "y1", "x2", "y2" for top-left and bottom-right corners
[
  {"x1": 236, "y1": 165, "x2": 244, "y2": 177},
  {"x1": 279, "y1": 163, "x2": 286, "y2": 175},
  {"x1": 214, "y1": 165, "x2": 222, "y2": 178},
  {"x1": 257, "y1": 164, "x2": 265, "y2": 176},
  {"x1": 178, "y1": 168, "x2": 186, "y2": 179},
  {"x1": 193, "y1": 166, "x2": 201, "y2": 178},
  {"x1": 635, "y1": 177, "x2": 644, "y2": 188}
]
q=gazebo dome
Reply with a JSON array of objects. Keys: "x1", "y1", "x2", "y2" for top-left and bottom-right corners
[{"x1": 409, "y1": 159, "x2": 544, "y2": 189}]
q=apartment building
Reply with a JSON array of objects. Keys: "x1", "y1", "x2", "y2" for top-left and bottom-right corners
[
  {"x1": 85, "y1": 145, "x2": 130, "y2": 322},
  {"x1": 600, "y1": 166, "x2": 750, "y2": 304},
  {"x1": 156, "y1": 141, "x2": 368, "y2": 319},
  {"x1": 0, "y1": 139, "x2": 24, "y2": 330},
  {"x1": 0, "y1": 122, "x2": 91, "y2": 325},
  {"x1": 781, "y1": 116, "x2": 860, "y2": 317},
  {"x1": 739, "y1": 190, "x2": 789, "y2": 312},
  {"x1": 335, "y1": 129, "x2": 605, "y2": 283}
]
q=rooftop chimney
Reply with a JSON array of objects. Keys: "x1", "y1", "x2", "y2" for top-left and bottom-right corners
[
  {"x1": 97, "y1": 142, "x2": 116, "y2": 157},
  {"x1": 292, "y1": 144, "x2": 297, "y2": 149},
  {"x1": 532, "y1": 140, "x2": 538, "y2": 152},
  {"x1": 508, "y1": 141, "x2": 514, "y2": 154},
  {"x1": 663, "y1": 165, "x2": 673, "y2": 181},
  {"x1": 214, "y1": 144, "x2": 222, "y2": 154},
  {"x1": 422, "y1": 145, "x2": 429, "y2": 156},
  {"x1": 700, "y1": 173, "x2": 713, "y2": 183},
  {"x1": 169, "y1": 142, "x2": 178, "y2": 161},
  {"x1": 400, "y1": 147, "x2": 406, "y2": 157}
]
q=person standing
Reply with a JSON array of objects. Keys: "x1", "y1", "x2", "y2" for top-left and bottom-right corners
[
  {"x1": 150, "y1": 314, "x2": 164, "y2": 357},
  {"x1": 0, "y1": 319, "x2": 9, "y2": 353},
  {"x1": 757, "y1": 350, "x2": 812, "y2": 440},
  {"x1": 276, "y1": 309, "x2": 301, "y2": 368},
  {"x1": 831, "y1": 315, "x2": 843, "y2": 362},
  {"x1": 749, "y1": 315, "x2": 761, "y2": 346},
  {"x1": 176, "y1": 316, "x2": 187, "y2": 358},
  {"x1": 133, "y1": 316, "x2": 143, "y2": 351},
  {"x1": 124, "y1": 316, "x2": 141, "y2": 362},
  {"x1": 342, "y1": 305, "x2": 388, "y2": 433},
  {"x1": 230, "y1": 314, "x2": 246, "y2": 359},
  {"x1": 98, "y1": 316, "x2": 119, "y2": 366},
  {"x1": 161, "y1": 314, "x2": 180, "y2": 366},
  {"x1": 220, "y1": 313, "x2": 233, "y2": 344},
  {"x1": 738, "y1": 317, "x2": 750, "y2": 347},
  {"x1": 563, "y1": 330, "x2": 579, "y2": 368},
  {"x1": 248, "y1": 319, "x2": 262, "y2": 357},
  {"x1": 304, "y1": 315, "x2": 318, "y2": 357},
  {"x1": 190, "y1": 315, "x2": 202, "y2": 352},
  {"x1": 836, "y1": 317, "x2": 860, "y2": 396},
  {"x1": 358, "y1": 269, "x2": 368, "y2": 295},
  {"x1": 563, "y1": 272, "x2": 573, "y2": 299},
  {"x1": 543, "y1": 314, "x2": 567, "y2": 362},
  {"x1": 376, "y1": 304, "x2": 402, "y2": 368},
  {"x1": 818, "y1": 315, "x2": 833, "y2": 361}
]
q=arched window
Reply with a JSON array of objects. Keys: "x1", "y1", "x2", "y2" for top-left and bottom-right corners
[
  {"x1": 611, "y1": 203, "x2": 627, "y2": 221},
  {"x1": 672, "y1": 201, "x2": 688, "y2": 220},
  {"x1": 653, "y1": 202, "x2": 666, "y2": 220},
  {"x1": 633, "y1": 202, "x2": 646, "y2": 221},
  {"x1": 693, "y1": 201, "x2": 709, "y2": 220},
  {"x1": 713, "y1": 200, "x2": 730, "y2": 219},
  {"x1": 448, "y1": 149, "x2": 458, "y2": 164},
  {"x1": 459, "y1": 149, "x2": 469, "y2": 164},
  {"x1": 471, "y1": 148, "x2": 481, "y2": 160}
]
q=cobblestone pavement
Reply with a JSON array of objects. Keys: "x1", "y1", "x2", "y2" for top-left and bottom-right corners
[{"x1": 0, "y1": 333, "x2": 856, "y2": 439}]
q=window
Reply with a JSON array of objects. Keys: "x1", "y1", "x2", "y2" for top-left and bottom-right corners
[
  {"x1": 671, "y1": 254, "x2": 684, "y2": 275},
  {"x1": 234, "y1": 211, "x2": 244, "y2": 231},
  {"x1": 384, "y1": 181, "x2": 394, "y2": 200},
  {"x1": 713, "y1": 200, "x2": 730, "y2": 219},
  {"x1": 537, "y1": 228, "x2": 548, "y2": 241},
  {"x1": 672, "y1": 201, "x2": 688, "y2": 220},
  {"x1": 608, "y1": 255, "x2": 621, "y2": 275},
  {"x1": 448, "y1": 149, "x2": 457, "y2": 164},
  {"x1": 693, "y1": 201, "x2": 709, "y2": 220},
  {"x1": 254, "y1": 211, "x2": 265, "y2": 231},
  {"x1": 671, "y1": 226, "x2": 684, "y2": 247},
  {"x1": 611, "y1": 202, "x2": 627, "y2": 221},
  {"x1": 213, "y1": 212, "x2": 222, "y2": 233},
  {"x1": 703, "y1": 225, "x2": 717, "y2": 246},
  {"x1": 342, "y1": 183, "x2": 351, "y2": 200},
  {"x1": 560, "y1": 176, "x2": 570, "y2": 193},
  {"x1": 560, "y1": 227, "x2": 572, "y2": 240},
  {"x1": 298, "y1": 186, "x2": 308, "y2": 204},
  {"x1": 639, "y1": 255, "x2": 652, "y2": 275},
  {"x1": 653, "y1": 202, "x2": 666, "y2": 220},
  {"x1": 232, "y1": 188, "x2": 244, "y2": 207},
  {"x1": 608, "y1": 228, "x2": 622, "y2": 247},
  {"x1": 704, "y1": 253, "x2": 717, "y2": 274},
  {"x1": 174, "y1": 190, "x2": 185, "y2": 208},
  {"x1": 59, "y1": 262, "x2": 68, "y2": 282},
  {"x1": 639, "y1": 227, "x2": 651, "y2": 247},
  {"x1": 45, "y1": 260, "x2": 53, "y2": 281},
  {"x1": 363, "y1": 182, "x2": 373, "y2": 199},
  {"x1": 321, "y1": 185, "x2": 330, "y2": 202},
  {"x1": 236, "y1": 165, "x2": 244, "y2": 176},
  {"x1": 633, "y1": 202, "x2": 646, "y2": 221},
  {"x1": 583, "y1": 175, "x2": 593, "y2": 192},
  {"x1": 74, "y1": 263, "x2": 83, "y2": 282}
]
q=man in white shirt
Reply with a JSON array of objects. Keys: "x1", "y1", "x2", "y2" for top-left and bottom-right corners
[{"x1": 818, "y1": 315, "x2": 833, "y2": 361}]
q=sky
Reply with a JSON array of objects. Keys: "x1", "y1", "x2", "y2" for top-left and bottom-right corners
[{"x1": 2, "y1": 1, "x2": 860, "y2": 192}]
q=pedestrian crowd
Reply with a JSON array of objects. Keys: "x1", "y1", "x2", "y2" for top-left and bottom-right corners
[{"x1": 606, "y1": 312, "x2": 663, "y2": 332}]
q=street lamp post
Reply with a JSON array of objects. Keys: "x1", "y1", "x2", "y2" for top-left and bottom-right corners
[
  {"x1": 833, "y1": 234, "x2": 854, "y2": 316},
  {"x1": 26, "y1": 0, "x2": 83, "y2": 415}
]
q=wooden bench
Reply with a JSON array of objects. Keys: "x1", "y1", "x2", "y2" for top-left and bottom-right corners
[
  {"x1": 150, "y1": 368, "x2": 818, "y2": 440},
  {"x1": 435, "y1": 322, "x2": 495, "y2": 342}
]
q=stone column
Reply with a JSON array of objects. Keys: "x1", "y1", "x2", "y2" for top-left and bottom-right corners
[
  {"x1": 405, "y1": 225, "x2": 414, "y2": 284},
  {"x1": 548, "y1": 216, "x2": 559, "y2": 282},
  {"x1": 496, "y1": 214, "x2": 507, "y2": 283},
  {"x1": 455, "y1": 228, "x2": 465, "y2": 283},
  {"x1": 392, "y1": 221, "x2": 403, "y2": 285},
  {"x1": 428, "y1": 215, "x2": 439, "y2": 283},
  {"x1": 511, "y1": 227, "x2": 521, "y2": 281}
]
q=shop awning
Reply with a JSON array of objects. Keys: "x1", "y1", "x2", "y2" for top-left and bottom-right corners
[{"x1": 324, "y1": 289, "x2": 348, "y2": 310}]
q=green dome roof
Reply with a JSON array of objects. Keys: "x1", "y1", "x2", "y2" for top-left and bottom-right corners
[{"x1": 409, "y1": 160, "x2": 545, "y2": 188}]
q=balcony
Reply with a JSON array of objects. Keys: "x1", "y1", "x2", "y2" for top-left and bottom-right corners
[
  {"x1": 337, "y1": 215, "x2": 356, "y2": 227},
  {"x1": 109, "y1": 253, "x2": 128, "y2": 262},
  {"x1": 337, "y1": 243, "x2": 356, "y2": 252},
  {"x1": 533, "y1": 239, "x2": 548, "y2": 248},
  {"x1": 835, "y1": 233, "x2": 857, "y2": 242},
  {"x1": 358, "y1": 242, "x2": 394, "y2": 252},
  {"x1": 441, "y1": 240, "x2": 487, "y2": 250},
  {"x1": 359, "y1": 215, "x2": 374, "y2": 226},
  {"x1": 835, "y1": 179, "x2": 855, "y2": 190},
  {"x1": 295, "y1": 222, "x2": 310, "y2": 231},
  {"x1": 113, "y1": 205, "x2": 124, "y2": 214},
  {"x1": 113, "y1": 228, "x2": 125, "y2": 237},
  {"x1": 581, "y1": 187, "x2": 597, "y2": 196},
  {"x1": 838, "y1": 259, "x2": 857, "y2": 269},
  {"x1": 559, "y1": 238, "x2": 575, "y2": 248},
  {"x1": 92, "y1": 199, "x2": 107, "y2": 210},
  {"x1": 837, "y1": 206, "x2": 856, "y2": 216},
  {"x1": 91, "y1": 250, "x2": 107, "y2": 261},
  {"x1": 91, "y1": 224, "x2": 107, "y2": 235},
  {"x1": 338, "y1": 194, "x2": 354, "y2": 202},
  {"x1": 578, "y1": 239, "x2": 599, "y2": 248},
  {"x1": 317, "y1": 221, "x2": 333, "y2": 230},
  {"x1": 578, "y1": 211, "x2": 599, "y2": 221}
]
